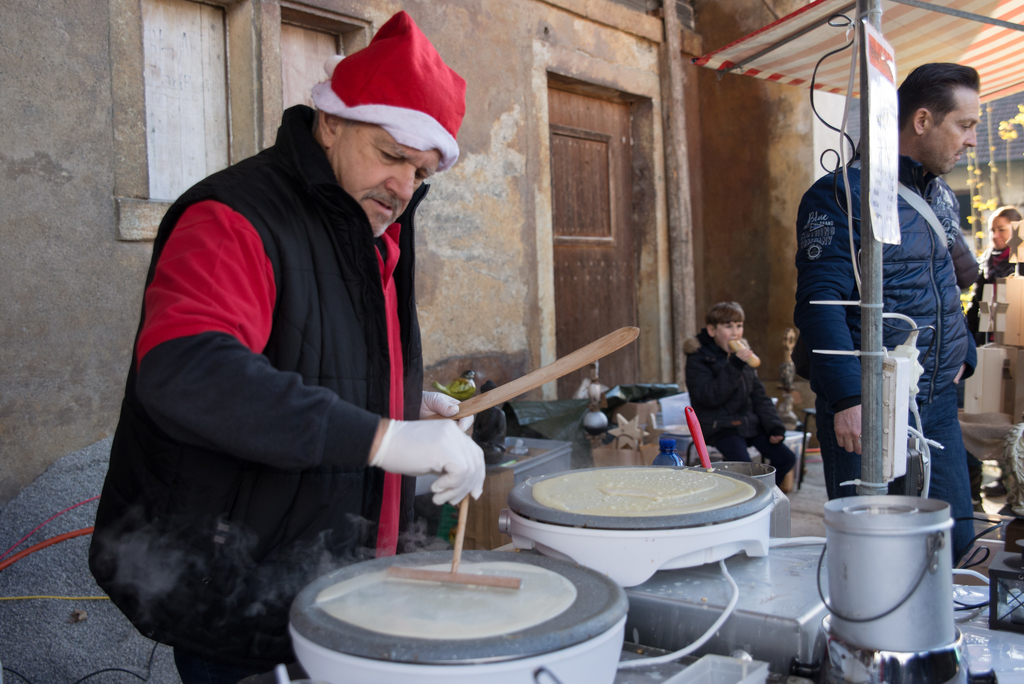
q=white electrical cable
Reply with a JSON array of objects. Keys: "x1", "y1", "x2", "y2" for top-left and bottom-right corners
[
  {"x1": 907, "y1": 425, "x2": 943, "y2": 451},
  {"x1": 881, "y1": 312, "x2": 917, "y2": 327},
  {"x1": 909, "y1": 403, "x2": 931, "y2": 498},
  {"x1": 956, "y1": 606, "x2": 986, "y2": 622},
  {"x1": 616, "y1": 560, "x2": 739, "y2": 670},
  {"x1": 953, "y1": 577, "x2": 990, "y2": 623},
  {"x1": 769, "y1": 537, "x2": 826, "y2": 547},
  {"x1": 952, "y1": 569, "x2": 990, "y2": 585}
]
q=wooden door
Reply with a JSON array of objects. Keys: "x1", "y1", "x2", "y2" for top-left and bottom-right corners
[{"x1": 548, "y1": 87, "x2": 639, "y2": 398}]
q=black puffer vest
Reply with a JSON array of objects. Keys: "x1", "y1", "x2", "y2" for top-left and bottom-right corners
[{"x1": 89, "y1": 107, "x2": 423, "y2": 666}]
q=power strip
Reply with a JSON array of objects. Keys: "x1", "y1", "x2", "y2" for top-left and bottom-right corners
[{"x1": 881, "y1": 355, "x2": 910, "y2": 480}]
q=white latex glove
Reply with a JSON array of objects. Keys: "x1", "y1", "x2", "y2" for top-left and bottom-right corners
[
  {"x1": 420, "y1": 391, "x2": 474, "y2": 432},
  {"x1": 369, "y1": 420, "x2": 485, "y2": 505}
]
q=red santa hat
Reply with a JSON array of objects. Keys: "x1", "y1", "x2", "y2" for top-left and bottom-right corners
[{"x1": 311, "y1": 11, "x2": 466, "y2": 172}]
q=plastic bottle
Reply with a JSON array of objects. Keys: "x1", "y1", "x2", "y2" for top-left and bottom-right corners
[{"x1": 652, "y1": 437, "x2": 683, "y2": 466}]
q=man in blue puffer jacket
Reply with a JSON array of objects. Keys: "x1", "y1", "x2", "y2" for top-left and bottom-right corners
[{"x1": 794, "y1": 63, "x2": 980, "y2": 559}]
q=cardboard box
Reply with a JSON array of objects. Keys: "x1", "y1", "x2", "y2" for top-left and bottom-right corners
[
  {"x1": 647, "y1": 424, "x2": 687, "y2": 445},
  {"x1": 1015, "y1": 348, "x2": 1024, "y2": 422},
  {"x1": 611, "y1": 400, "x2": 660, "y2": 431},
  {"x1": 1007, "y1": 349, "x2": 1020, "y2": 421},
  {"x1": 592, "y1": 445, "x2": 647, "y2": 468},
  {"x1": 591, "y1": 443, "x2": 660, "y2": 467},
  {"x1": 1001, "y1": 277, "x2": 1024, "y2": 347},
  {"x1": 463, "y1": 466, "x2": 515, "y2": 551},
  {"x1": 965, "y1": 345, "x2": 1013, "y2": 414},
  {"x1": 648, "y1": 411, "x2": 690, "y2": 442}
]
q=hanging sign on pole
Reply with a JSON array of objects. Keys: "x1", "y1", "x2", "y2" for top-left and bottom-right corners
[{"x1": 863, "y1": 20, "x2": 900, "y2": 245}]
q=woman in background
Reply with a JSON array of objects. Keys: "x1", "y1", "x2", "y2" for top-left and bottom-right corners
[{"x1": 967, "y1": 205, "x2": 1023, "y2": 344}]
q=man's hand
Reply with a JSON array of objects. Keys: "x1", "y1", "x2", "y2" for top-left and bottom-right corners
[
  {"x1": 834, "y1": 405, "x2": 862, "y2": 454},
  {"x1": 954, "y1": 363, "x2": 965, "y2": 384},
  {"x1": 734, "y1": 348, "x2": 754, "y2": 363},
  {"x1": 769, "y1": 434, "x2": 784, "y2": 444},
  {"x1": 369, "y1": 419, "x2": 485, "y2": 505},
  {"x1": 420, "y1": 391, "x2": 474, "y2": 432}
]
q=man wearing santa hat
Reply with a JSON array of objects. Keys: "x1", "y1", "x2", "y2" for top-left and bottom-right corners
[{"x1": 89, "y1": 12, "x2": 483, "y2": 682}]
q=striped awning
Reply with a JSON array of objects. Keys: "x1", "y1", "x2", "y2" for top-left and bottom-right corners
[{"x1": 692, "y1": 0, "x2": 1024, "y2": 102}]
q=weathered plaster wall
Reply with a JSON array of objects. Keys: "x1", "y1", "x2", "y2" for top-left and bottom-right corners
[
  {"x1": 410, "y1": 0, "x2": 670, "y2": 395},
  {"x1": 692, "y1": 0, "x2": 812, "y2": 380},
  {"x1": 0, "y1": 0, "x2": 672, "y2": 506},
  {"x1": 0, "y1": 1, "x2": 153, "y2": 506}
]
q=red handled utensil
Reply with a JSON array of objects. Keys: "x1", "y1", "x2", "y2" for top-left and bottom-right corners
[{"x1": 685, "y1": 406, "x2": 712, "y2": 470}]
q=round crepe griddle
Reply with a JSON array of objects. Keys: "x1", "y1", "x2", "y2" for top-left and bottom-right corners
[
  {"x1": 289, "y1": 550, "x2": 627, "y2": 665},
  {"x1": 507, "y1": 466, "x2": 772, "y2": 530}
]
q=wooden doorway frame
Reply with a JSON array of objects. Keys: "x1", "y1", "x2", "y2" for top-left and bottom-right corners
[{"x1": 530, "y1": 40, "x2": 672, "y2": 399}]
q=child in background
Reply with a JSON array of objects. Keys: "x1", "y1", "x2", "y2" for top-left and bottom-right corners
[{"x1": 684, "y1": 302, "x2": 796, "y2": 488}]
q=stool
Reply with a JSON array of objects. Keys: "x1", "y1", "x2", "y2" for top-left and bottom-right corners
[{"x1": 799, "y1": 407, "x2": 816, "y2": 491}]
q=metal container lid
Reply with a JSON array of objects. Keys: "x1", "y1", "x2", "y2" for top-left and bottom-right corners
[
  {"x1": 289, "y1": 550, "x2": 627, "y2": 665},
  {"x1": 824, "y1": 495, "x2": 952, "y2": 535},
  {"x1": 507, "y1": 466, "x2": 772, "y2": 530},
  {"x1": 713, "y1": 462, "x2": 777, "y2": 489}
]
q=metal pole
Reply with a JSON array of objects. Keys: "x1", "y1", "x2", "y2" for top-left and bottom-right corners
[{"x1": 858, "y1": 0, "x2": 886, "y2": 497}]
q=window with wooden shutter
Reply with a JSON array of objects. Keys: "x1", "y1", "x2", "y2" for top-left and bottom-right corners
[
  {"x1": 141, "y1": 0, "x2": 229, "y2": 202},
  {"x1": 281, "y1": 23, "x2": 340, "y2": 110},
  {"x1": 111, "y1": 0, "x2": 370, "y2": 240}
]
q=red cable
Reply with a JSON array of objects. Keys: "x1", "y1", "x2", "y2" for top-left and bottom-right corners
[
  {"x1": 0, "y1": 527, "x2": 94, "y2": 573},
  {"x1": 0, "y1": 495, "x2": 100, "y2": 561}
]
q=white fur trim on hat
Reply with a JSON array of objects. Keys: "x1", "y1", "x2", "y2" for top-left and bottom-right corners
[
  {"x1": 312, "y1": 81, "x2": 460, "y2": 172},
  {"x1": 323, "y1": 55, "x2": 344, "y2": 78}
]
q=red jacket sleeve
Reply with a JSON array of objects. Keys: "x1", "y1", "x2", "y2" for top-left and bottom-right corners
[
  {"x1": 136, "y1": 200, "x2": 276, "y2": 366},
  {"x1": 133, "y1": 201, "x2": 379, "y2": 470}
]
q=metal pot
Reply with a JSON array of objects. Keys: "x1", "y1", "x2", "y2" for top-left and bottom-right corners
[
  {"x1": 823, "y1": 495, "x2": 954, "y2": 652},
  {"x1": 714, "y1": 462, "x2": 790, "y2": 538}
]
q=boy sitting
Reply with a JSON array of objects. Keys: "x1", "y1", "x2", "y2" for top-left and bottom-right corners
[{"x1": 684, "y1": 302, "x2": 796, "y2": 488}]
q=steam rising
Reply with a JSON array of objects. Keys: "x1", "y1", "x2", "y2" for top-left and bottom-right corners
[{"x1": 92, "y1": 509, "x2": 449, "y2": 636}]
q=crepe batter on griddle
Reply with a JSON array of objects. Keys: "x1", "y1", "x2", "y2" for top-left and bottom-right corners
[
  {"x1": 315, "y1": 561, "x2": 576, "y2": 639},
  {"x1": 531, "y1": 468, "x2": 755, "y2": 516}
]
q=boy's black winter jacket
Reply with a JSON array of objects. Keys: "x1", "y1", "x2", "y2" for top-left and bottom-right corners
[{"x1": 684, "y1": 329, "x2": 785, "y2": 443}]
